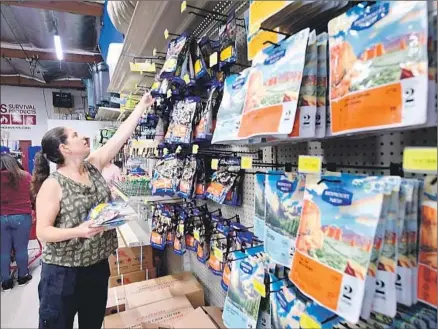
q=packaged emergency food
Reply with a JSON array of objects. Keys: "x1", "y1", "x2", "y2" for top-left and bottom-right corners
[
  {"x1": 254, "y1": 173, "x2": 266, "y2": 240},
  {"x1": 417, "y1": 176, "x2": 437, "y2": 308},
  {"x1": 373, "y1": 176, "x2": 401, "y2": 317},
  {"x1": 177, "y1": 155, "x2": 197, "y2": 199},
  {"x1": 212, "y1": 69, "x2": 252, "y2": 144},
  {"x1": 290, "y1": 174, "x2": 386, "y2": 323},
  {"x1": 194, "y1": 85, "x2": 223, "y2": 142},
  {"x1": 151, "y1": 154, "x2": 184, "y2": 196},
  {"x1": 237, "y1": 28, "x2": 309, "y2": 140},
  {"x1": 160, "y1": 33, "x2": 189, "y2": 79},
  {"x1": 328, "y1": 1, "x2": 429, "y2": 135},
  {"x1": 206, "y1": 158, "x2": 241, "y2": 204},
  {"x1": 219, "y1": 14, "x2": 238, "y2": 69},
  {"x1": 316, "y1": 32, "x2": 328, "y2": 138},
  {"x1": 222, "y1": 248, "x2": 266, "y2": 329},
  {"x1": 86, "y1": 202, "x2": 136, "y2": 228},
  {"x1": 265, "y1": 171, "x2": 305, "y2": 267},
  {"x1": 165, "y1": 97, "x2": 200, "y2": 145}
]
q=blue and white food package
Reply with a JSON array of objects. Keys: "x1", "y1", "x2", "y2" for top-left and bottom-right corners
[
  {"x1": 254, "y1": 173, "x2": 267, "y2": 241},
  {"x1": 264, "y1": 171, "x2": 305, "y2": 267}
]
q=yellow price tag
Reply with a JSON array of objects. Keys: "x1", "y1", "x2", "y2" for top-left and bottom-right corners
[
  {"x1": 253, "y1": 279, "x2": 266, "y2": 297},
  {"x1": 194, "y1": 60, "x2": 202, "y2": 75},
  {"x1": 183, "y1": 74, "x2": 190, "y2": 84},
  {"x1": 130, "y1": 61, "x2": 156, "y2": 73},
  {"x1": 192, "y1": 144, "x2": 199, "y2": 154},
  {"x1": 298, "y1": 155, "x2": 322, "y2": 174},
  {"x1": 194, "y1": 230, "x2": 200, "y2": 241},
  {"x1": 164, "y1": 29, "x2": 169, "y2": 40},
  {"x1": 403, "y1": 147, "x2": 437, "y2": 173},
  {"x1": 213, "y1": 248, "x2": 223, "y2": 261},
  {"x1": 211, "y1": 159, "x2": 219, "y2": 170},
  {"x1": 163, "y1": 148, "x2": 168, "y2": 155},
  {"x1": 167, "y1": 89, "x2": 172, "y2": 98},
  {"x1": 241, "y1": 157, "x2": 253, "y2": 170},
  {"x1": 181, "y1": 1, "x2": 187, "y2": 13},
  {"x1": 299, "y1": 313, "x2": 321, "y2": 329},
  {"x1": 209, "y1": 52, "x2": 218, "y2": 67},
  {"x1": 220, "y1": 45, "x2": 233, "y2": 61},
  {"x1": 151, "y1": 81, "x2": 160, "y2": 90}
]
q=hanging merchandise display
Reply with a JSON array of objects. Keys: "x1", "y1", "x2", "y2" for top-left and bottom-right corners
[
  {"x1": 417, "y1": 176, "x2": 437, "y2": 308},
  {"x1": 193, "y1": 84, "x2": 223, "y2": 142},
  {"x1": 237, "y1": 28, "x2": 309, "y2": 140},
  {"x1": 103, "y1": 2, "x2": 438, "y2": 329},
  {"x1": 290, "y1": 174, "x2": 387, "y2": 323},
  {"x1": 254, "y1": 173, "x2": 266, "y2": 240},
  {"x1": 315, "y1": 33, "x2": 328, "y2": 138},
  {"x1": 222, "y1": 246, "x2": 266, "y2": 329},
  {"x1": 212, "y1": 68, "x2": 252, "y2": 144},
  {"x1": 328, "y1": 1, "x2": 429, "y2": 135},
  {"x1": 264, "y1": 171, "x2": 305, "y2": 267}
]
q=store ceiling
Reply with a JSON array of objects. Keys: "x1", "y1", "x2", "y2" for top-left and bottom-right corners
[{"x1": 0, "y1": 1, "x2": 105, "y2": 89}]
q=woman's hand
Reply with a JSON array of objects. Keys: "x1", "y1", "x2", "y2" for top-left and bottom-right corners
[
  {"x1": 140, "y1": 91, "x2": 154, "y2": 108},
  {"x1": 75, "y1": 221, "x2": 105, "y2": 239}
]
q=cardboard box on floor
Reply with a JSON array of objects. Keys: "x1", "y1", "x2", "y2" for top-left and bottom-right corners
[
  {"x1": 108, "y1": 267, "x2": 157, "y2": 288},
  {"x1": 104, "y1": 296, "x2": 194, "y2": 329},
  {"x1": 173, "y1": 307, "x2": 225, "y2": 329},
  {"x1": 106, "y1": 286, "x2": 126, "y2": 316},
  {"x1": 124, "y1": 272, "x2": 204, "y2": 309},
  {"x1": 109, "y1": 246, "x2": 154, "y2": 276}
]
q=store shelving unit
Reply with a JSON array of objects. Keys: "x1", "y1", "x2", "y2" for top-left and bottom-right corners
[
  {"x1": 107, "y1": 0, "x2": 438, "y2": 309},
  {"x1": 95, "y1": 106, "x2": 121, "y2": 121}
]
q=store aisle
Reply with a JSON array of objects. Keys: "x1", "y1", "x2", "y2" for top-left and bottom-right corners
[{"x1": 1, "y1": 265, "x2": 41, "y2": 328}]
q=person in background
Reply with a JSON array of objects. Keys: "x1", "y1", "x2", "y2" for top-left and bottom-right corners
[
  {"x1": 0, "y1": 154, "x2": 33, "y2": 291},
  {"x1": 31, "y1": 92, "x2": 154, "y2": 329}
]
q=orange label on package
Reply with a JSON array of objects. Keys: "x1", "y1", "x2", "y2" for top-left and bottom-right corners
[
  {"x1": 290, "y1": 251, "x2": 342, "y2": 311},
  {"x1": 331, "y1": 83, "x2": 402, "y2": 133},
  {"x1": 417, "y1": 264, "x2": 437, "y2": 307},
  {"x1": 207, "y1": 182, "x2": 224, "y2": 197},
  {"x1": 238, "y1": 104, "x2": 284, "y2": 138}
]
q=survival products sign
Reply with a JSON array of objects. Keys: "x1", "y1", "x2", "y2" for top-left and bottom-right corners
[{"x1": 1, "y1": 103, "x2": 37, "y2": 126}]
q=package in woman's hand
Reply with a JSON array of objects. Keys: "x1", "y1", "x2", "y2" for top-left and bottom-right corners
[{"x1": 86, "y1": 202, "x2": 136, "y2": 228}]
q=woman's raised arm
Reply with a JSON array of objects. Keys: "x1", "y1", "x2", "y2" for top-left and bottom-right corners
[{"x1": 87, "y1": 92, "x2": 154, "y2": 171}]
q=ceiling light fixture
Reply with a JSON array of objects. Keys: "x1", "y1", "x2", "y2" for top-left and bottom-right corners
[{"x1": 54, "y1": 34, "x2": 63, "y2": 60}]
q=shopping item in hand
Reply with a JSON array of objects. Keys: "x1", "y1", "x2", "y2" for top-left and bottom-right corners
[{"x1": 86, "y1": 202, "x2": 136, "y2": 228}]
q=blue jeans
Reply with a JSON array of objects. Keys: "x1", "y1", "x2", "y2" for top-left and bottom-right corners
[{"x1": 0, "y1": 214, "x2": 32, "y2": 281}]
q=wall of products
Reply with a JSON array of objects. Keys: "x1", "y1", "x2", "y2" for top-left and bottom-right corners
[{"x1": 112, "y1": 1, "x2": 437, "y2": 328}]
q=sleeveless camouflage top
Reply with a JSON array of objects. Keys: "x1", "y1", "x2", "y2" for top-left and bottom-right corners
[{"x1": 42, "y1": 162, "x2": 118, "y2": 267}]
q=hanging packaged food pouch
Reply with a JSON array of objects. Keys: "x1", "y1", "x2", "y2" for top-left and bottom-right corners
[
  {"x1": 206, "y1": 158, "x2": 240, "y2": 204},
  {"x1": 194, "y1": 84, "x2": 223, "y2": 142},
  {"x1": 265, "y1": 171, "x2": 305, "y2": 267},
  {"x1": 270, "y1": 283, "x2": 306, "y2": 329},
  {"x1": 328, "y1": 1, "x2": 428, "y2": 135},
  {"x1": 396, "y1": 179, "x2": 415, "y2": 306},
  {"x1": 417, "y1": 176, "x2": 437, "y2": 308},
  {"x1": 173, "y1": 211, "x2": 187, "y2": 255},
  {"x1": 284, "y1": 30, "x2": 318, "y2": 141},
  {"x1": 194, "y1": 40, "x2": 210, "y2": 81},
  {"x1": 150, "y1": 211, "x2": 167, "y2": 250},
  {"x1": 372, "y1": 176, "x2": 401, "y2": 317},
  {"x1": 290, "y1": 174, "x2": 386, "y2": 323},
  {"x1": 409, "y1": 180, "x2": 421, "y2": 305},
  {"x1": 254, "y1": 173, "x2": 267, "y2": 241},
  {"x1": 221, "y1": 250, "x2": 246, "y2": 292},
  {"x1": 360, "y1": 200, "x2": 387, "y2": 319},
  {"x1": 194, "y1": 158, "x2": 207, "y2": 199},
  {"x1": 237, "y1": 28, "x2": 309, "y2": 140},
  {"x1": 208, "y1": 233, "x2": 228, "y2": 275},
  {"x1": 222, "y1": 251, "x2": 266, "y2": 329},
  {"x1": 196, "y1": 218, "x2": 211, "y2": 263},
  {"x1": 177, "y1": 155, "x2": 198, "y2": 199},
  {"x1": 212, "y1": 68, "x2": 252, "y2": 144},
  {"x1": 315, "y1": 32, "x2": 328, "y2": 138},
  {"x1": 160, "y1": 33, "x2": 188, "y2": 79},
  {"x1": 219, "y1": 13, "x2": 237, "y2": 70}
]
